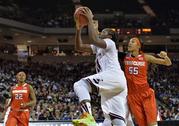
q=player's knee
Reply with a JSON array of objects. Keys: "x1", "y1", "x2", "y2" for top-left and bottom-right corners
[
  {"x1": 74, "y1": 80, "x2": 91, "y2": 93},
  {"x1": 73, "y1": 80, "x2": 81, "y2": 93},
  {"x1": 112, "y1": 119, "x2": 126, "y2": 126}
]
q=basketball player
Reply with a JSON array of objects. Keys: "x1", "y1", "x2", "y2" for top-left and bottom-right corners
[
  {"x1": 118, "y1": 37, "x2": 172, "y2": 126},
  {"x1": 5, "y1": 71, "x2": 36, "y2": 126},
  {"x1": 73, "y1": 7, "x2": 132, "y2": 126}
]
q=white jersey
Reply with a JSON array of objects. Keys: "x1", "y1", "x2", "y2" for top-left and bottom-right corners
[
  {"x1": 88, "y1": 38, "x2": 127, "y2": 95},
  {"x1": 81, "y1": 38, "x2": 129, "y2": 124},
  {"x1": 91, "y1": 38, "x2": 122, "y2": 73}
]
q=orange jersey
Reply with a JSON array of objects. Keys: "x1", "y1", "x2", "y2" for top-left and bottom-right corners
[
  {"x1": 11, "y1": 83, "x2": 31, "y2": 111},
  {"x1": 124, "y1": 54, "x2": 149, "y2": 94}
]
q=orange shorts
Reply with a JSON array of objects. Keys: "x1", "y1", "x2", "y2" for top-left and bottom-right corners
[
  {"x1": 6, "y1": 110, "x2": 30, "y2": 126},
  {"x1": 127, "y1": 88, "x2": 157, "y2": 126}
]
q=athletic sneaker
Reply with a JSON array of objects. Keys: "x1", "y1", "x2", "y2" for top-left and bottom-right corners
[{"x1": 72, "y1": 112, "x2": 97, "y2": 126}]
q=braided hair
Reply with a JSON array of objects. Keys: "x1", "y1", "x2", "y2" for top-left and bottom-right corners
[{"x1": 104, "y1": 28, "x2": 119, "y2": 43}]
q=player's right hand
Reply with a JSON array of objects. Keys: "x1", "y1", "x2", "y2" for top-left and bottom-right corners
[
  {"x1": 81, "y1": 7, "x2": 93, "y2": 23},
  {"x1": 20, "y1": 103, "x2": 27, "y2": 109},
  {"x1": 74, "y1": 14, "x2": 82, "y2": 30}
]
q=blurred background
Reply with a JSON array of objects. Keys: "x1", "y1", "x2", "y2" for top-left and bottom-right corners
[{"x1": 0, "y1": 0, "x2": 178, "y2": 125}]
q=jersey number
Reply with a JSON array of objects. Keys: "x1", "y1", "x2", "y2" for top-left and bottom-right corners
[
  {"x1": 15, "y1": 94, "x2": 23, "y2": 99},
  {"x1": 129, "y1": 67, "x2": 139, "y2": 75}
]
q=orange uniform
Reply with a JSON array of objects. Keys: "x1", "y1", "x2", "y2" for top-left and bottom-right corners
[
  {"x1": 6, "y1": 83, "x2": 31, "y2": 126},
  {"x1": 124, "y1": 54, "x2": 157, "y2": 126}
]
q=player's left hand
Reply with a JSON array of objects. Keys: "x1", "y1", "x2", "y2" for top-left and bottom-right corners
[
  {"x1": 20, "y1": 103, "x2": 28, "y2": 108},
  {"x1": 81, "y1": 7, "x2": 93, "y2": 23},
  {"x1": 157, "y1": 51, "x2": 168, "y2": 58}
]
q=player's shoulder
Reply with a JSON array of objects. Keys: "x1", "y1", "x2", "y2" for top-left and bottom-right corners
[
  {"x1": 11, "y1": 85, "x2": 17, "y2": 90},
  {"x1": 143, "y1": 53, "x2": 153, "y2": 61},
  {"x1": 137, "y1": 53, "x2": 145, "y2": 59},
  {"x1": 22, "y1": 83, "x2": 32, "y2": 90},
  {"x1": 103, "y1": 38, "x2": 116, "y2": 51},
  {"x1": 104, "y1": 38, "x2": 115, "y2": 45}
]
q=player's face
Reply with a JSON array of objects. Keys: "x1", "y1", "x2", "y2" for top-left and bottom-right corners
[
  {"x1": 16, "y1": 72, "x2": 26, "y2": 82},
  {"x1": 128, "y1": 38, "x2": 140, "y2": 52}
]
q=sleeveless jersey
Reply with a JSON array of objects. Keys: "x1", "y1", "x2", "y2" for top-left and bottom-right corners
[
  {"x1": 11, "y1": 83, "x2": 31, "y2": 111},
  {"x1": 91, "y1": 38, "x2": 123, "y2": 74},
  {"x1": 124, "y1": 54, "x2": 149, "y2": 94}
]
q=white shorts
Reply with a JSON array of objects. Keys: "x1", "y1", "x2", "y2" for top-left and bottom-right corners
[
  {"x1": 83, "y1": 71, "x2": 129, "y2": 121},
  {"x1": 102, "y1": 111, "x2": 134, "y2": 126},
  {"x1": 83, "y1": 71, "x2": 127, "y2": 95},
  {"x1": 101, "y1": 89, "x2": 128, "y2": 121}
]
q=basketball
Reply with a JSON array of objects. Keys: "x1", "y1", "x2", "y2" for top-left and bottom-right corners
[{"x1": 74, "y1": 7, "x2": 89, "y2": 27}]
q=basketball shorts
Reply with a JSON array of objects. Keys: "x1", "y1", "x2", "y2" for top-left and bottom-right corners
[{"x1": 6, "y1": 110, "x2": 30, "y2": 126}]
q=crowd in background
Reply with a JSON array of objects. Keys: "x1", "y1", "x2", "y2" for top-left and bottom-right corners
[
  {"x1": 148, "y1": 63, "x2": 179, "y2": 120},
  {"x1": 0, "y1": 0, "x2": 178, "y2": 122},
  {"x1": 0, "y1": 58, "x2": 178, "y2": 121},
  {"x1": 0, "y1": 0, "x2": 178, "y2": 29},
  {"x1": 0, "y1": 59, "x2": 103, "y2": 121}
]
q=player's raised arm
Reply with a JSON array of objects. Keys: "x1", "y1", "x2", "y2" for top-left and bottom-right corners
[
  {"x1": 82, "y1": 8, "x2": 107, "y2": 49},
  {"x1": 144, "y1": 51, "x2": 172, "y2": 66},
  {"x1": 74, "y1": 12, "x2": 93, "y2": 53}
]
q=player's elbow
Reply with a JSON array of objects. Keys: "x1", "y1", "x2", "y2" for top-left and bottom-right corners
[
  {"x1": 164, "y1": 60, "x2": 172, "y2": 66},
  {"x1": 166, "y1": 62, "x2": 172, "y2": 66},
  {"x1": 33, "y1": 98, "x2": 37, "y2": 106}
]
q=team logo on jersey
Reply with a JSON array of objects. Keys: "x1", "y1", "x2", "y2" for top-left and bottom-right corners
[
  {"x1": 12, "y1": 90, "x2": 27, "y2": 93},
  {"x1": 138, "y1": 57, "x2": 144, "y2": 60},
  {"x1": 125, "y1": 61, "x2": 145, "y2": 66}
]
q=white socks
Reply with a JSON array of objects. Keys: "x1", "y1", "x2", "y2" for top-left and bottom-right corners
[
  {"x1": 81, "y1": 100, "x2": 92, "y2": 115},
  {"x1": 74, "y1": 79, "x2": 92, "y2": 114}
]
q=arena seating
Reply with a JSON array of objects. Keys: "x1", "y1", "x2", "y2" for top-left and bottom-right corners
[
  {"x1": 0, "y1": 58, "x2": 178, "y2": 121},
  {"x1": 0, "y1": 0, "x2": 178, "y2": 28}
]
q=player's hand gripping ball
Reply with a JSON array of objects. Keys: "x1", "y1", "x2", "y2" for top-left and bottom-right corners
[{"x1": 74, "y1": 7, "x2": 92, "y2": 28}]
